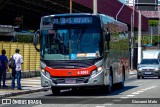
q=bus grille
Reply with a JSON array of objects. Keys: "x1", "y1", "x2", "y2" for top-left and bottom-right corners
[
  {"x1": 51, "y1": 76, "x2": 90, "y2": 84},
  {"x1": 51, "y1": 62, "x2": 92, "y2": 69}
]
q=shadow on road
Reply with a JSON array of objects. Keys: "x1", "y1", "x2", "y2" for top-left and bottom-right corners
[
  {"x1": 45, "y1": 85, "x2": 138, "y2": 97},
  {"x1": 110, "y1": 86, "x2": 137, "y2": 96}
]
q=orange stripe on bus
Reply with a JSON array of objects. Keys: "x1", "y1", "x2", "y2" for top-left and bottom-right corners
[{"x1": 45, "y1": 65, "x2": 97, "y2": 77}]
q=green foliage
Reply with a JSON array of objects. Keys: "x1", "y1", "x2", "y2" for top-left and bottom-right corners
[
  {"x1": 148, "y1": 20, "x2": 159, "y2": 26},
  {"x1": 15, "y1": 35, "x2": 33, "y2": 43},
  {"x1": 111, "y1": 39, "x2": 129, "y2": 50},
  {"x1": 135, "y1": 35, "x2": 160, "y2": 45}
]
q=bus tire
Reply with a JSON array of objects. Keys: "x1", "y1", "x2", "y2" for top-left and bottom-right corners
[
  {"x1": 51, "y1": 87, "x2": 60, "y2": 95},
  {"x1": 118, "y1": 66, "x2": 125, "y2": 89},
  {"x1": 107, "y1": 68, "x2": 113, "y2": 93},
  {"x1": 137, "y1": 75, "x2": 140, "y2": 79}
]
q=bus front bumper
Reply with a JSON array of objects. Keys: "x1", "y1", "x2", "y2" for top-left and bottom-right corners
[{"x1": 40, "y1": 71, "x2": 105, "y2": 88}]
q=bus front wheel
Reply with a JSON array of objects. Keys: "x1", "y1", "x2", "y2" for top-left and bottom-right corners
[
  {"x1": 51, "y1": 87, "x2": 60, "y2": 95},
  {"x1": 118, "y1": 67, "x2": 125, "y2": 89}
]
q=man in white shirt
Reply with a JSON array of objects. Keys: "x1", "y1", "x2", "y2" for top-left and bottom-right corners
[{"x1": 11, "y1": 48, "x2": 23, "y2": 90}]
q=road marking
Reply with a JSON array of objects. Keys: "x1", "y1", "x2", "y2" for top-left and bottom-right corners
[
  {"x1": 96, "y1": 106, "x2": 105, "y2": 107},
  {"x1": 103, "y1": 103, "x2": 113, "y2": 106},
  {"x1": 137, "y1": 90, "x2": 144, "y2": 93},
  {"x1": 126, "y1": 95, "x2": 135, "y2": 97},
  {"x1": 150, "y1": 86, "x2": 157, "y2": 88},
  {"x1": 132, "y1": 92, "x2": 140, "y2": 95},
  {"x1": 141, "y1": 88, "x2": 148, "y2": 91},
  {"x1": 120, "y1": 85, "x2": 158, "y2": 100},
  {"x1": 147, "y1": 87, "x2": 153, "y2": 89},
  {"x1": 112, "y1": 99, "x2": 122, "y2": 102},
  {"x1": 120, "y1": 97, "x2": 129, "y2": 99}
]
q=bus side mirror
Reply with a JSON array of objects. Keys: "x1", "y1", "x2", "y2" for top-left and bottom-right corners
[
  {"x1": 105, "y1": 32, "x2": 110, "y2": 41},
  {"x1": 33, "y1": 30, "x2": 40, "y2": 52},
  {"x1": 33, "y1": 30, "x2": 40, "y2": 45}
]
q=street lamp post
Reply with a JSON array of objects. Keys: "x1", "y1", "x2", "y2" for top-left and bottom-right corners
[
  {"x1": 70, "y1": 0, "x2": 72, "y2": 14},
  {"x1": 116, "y1": 4, "x2": 125, "y2": 20},
  {"x1": 93, "y1": 0, "x2": 97, "y2": 14}
]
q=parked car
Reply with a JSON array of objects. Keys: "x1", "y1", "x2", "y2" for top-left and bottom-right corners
[{"x1": 137, "y1": 50, "x2": 160, "y2": 79}]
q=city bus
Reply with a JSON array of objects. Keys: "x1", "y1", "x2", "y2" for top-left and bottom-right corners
[{"x1": 33, "y1": 13, "x2": 129, "y2": 95}]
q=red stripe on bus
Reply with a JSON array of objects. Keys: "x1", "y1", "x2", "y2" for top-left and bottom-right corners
[{"x1": 45, "y1": 65, "x2": 97, "y2": 77}]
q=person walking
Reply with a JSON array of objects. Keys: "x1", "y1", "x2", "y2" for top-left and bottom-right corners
[
  {"x1": 11, "y1": 48, "x2": 23, "y2": 90},
  {"x1": 0, "y1": 49, "x2": 8, "y2": 87}
]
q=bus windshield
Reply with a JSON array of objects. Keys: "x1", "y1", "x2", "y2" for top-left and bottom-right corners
[{"x1": 40, "y1": 28, "x2": 102, "y2": 60}]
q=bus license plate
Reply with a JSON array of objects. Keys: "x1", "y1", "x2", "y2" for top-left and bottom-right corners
[
  {"x1": 65, "y1": 79, "x2": 76, "y2": 84},
  {"x1": 145, "y1": 72, "x2": 151, "y2": 74}
]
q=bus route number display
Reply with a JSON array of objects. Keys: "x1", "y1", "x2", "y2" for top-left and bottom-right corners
[{"x1": 53, "y1": 17, "x2": 92, "y2": 25}]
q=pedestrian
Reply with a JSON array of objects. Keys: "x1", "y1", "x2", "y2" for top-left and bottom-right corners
[
  {"x1": 0, "y1": 49, "x2": 8, "y2": 87},
  {"x1": 11, "y1": 48, "x2": 23, "y2": 90}
]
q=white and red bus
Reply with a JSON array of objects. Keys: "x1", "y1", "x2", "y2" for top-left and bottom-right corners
[{"x1": 33, "y1": 13, "x2": 129, "y2": 95}]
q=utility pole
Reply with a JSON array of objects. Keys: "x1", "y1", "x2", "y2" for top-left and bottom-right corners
[
  {"x1": 131, "y1": 13, "x2": 134, "y2": 71},
  {"x1": 131, "y1": 0, "x2": 135, "y2": 70},
  {"x1": 93, "y1": 0, "x2": 97, "y2": 14},
  {"x1": 151, "y1": 27, "x2": 153, "y2": 44},
  {"x1": 157, "y1": 2, "x2": 160, "y2": 49},
  {"x1": 138, "y1": 10, "x2": 142, "y2": 64},
  {"x1": 70, "y1": 0, "x2": 72, "y2": 14}
]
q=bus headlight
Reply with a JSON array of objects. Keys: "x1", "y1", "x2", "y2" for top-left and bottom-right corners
[
  {"x1": 41, "y1": 68, "x2": 51, "y2": 78},
  {"x1": 138, "y1": 68, "x2": 143, "y2": 71},
  {"x1": 97, "y1": 66, "x2": 103, "y2": 72},
  {"x1": 41, "y1": 68, "x2": 45, "y2": 73},
  {"x1": 91, "y1": 66, "x2": 103, "y2": 77},
  {"x1": 155, "y1": 68, "x2": 159, "y2": 71}
]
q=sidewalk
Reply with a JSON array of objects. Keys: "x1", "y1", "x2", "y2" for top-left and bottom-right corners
[
  {"x1": 0, "y1": 77, "x2": 50, "y2": 99},
  {"x1": 129, "y1": 69, "x2": 137, "y2": 75}
]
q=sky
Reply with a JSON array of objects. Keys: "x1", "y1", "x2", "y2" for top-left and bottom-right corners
[{"x1": 119, "y1": 0, "x2": 125, "y2": 3}]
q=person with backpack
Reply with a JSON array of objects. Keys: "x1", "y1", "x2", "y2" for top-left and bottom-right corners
[
  {"x1": 11, "y1": 49, "x2": 23, "y2": 90},
  {"x1": 0, "y1": 49, "x2": 8, "y2": 87}
]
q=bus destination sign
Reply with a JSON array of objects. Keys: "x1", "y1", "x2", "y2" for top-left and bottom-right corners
[{"x1": 53, "y1": 17, "x2": 93, "y2": 25}]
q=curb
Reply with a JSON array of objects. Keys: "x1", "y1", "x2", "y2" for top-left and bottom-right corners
[
  {"x1": 129, "y1": 70, "x2": 137, "y2": 75},
  {"x1": 0, "y1": 87, "x2": 50, "y2": 99}
]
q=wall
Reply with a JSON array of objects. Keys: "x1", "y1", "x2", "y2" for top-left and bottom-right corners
[{"x1": 0, "y1": 42, "x2": 40, "y2": 72}]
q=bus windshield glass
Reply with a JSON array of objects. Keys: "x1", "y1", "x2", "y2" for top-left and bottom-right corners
[{"x1": 40, "y1": 27, "x2": 102, "y2": 60}]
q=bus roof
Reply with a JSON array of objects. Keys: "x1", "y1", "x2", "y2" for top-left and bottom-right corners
[
  {"x1": 42, "y1": 13, "x2": 93, "y2": 18},
  {"x1": 42, "y1": 13, "x2": 126, "y2": 24},
  {"x1": 42, "y1": 13, "x2": 118, "y2": 21},
  {"x1": 41, "y1": 13, "x2": 128, "y2": 31}
]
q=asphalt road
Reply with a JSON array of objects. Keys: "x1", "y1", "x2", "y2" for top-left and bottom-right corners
[{"x1": 1, "y1": 74, "x2": 160, "y2": 107}]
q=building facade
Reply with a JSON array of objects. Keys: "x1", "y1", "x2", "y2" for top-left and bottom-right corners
[{"x1": 125, "y1": 0, "x2": 160, "y2": 36}]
